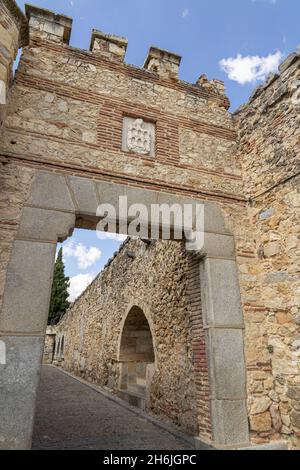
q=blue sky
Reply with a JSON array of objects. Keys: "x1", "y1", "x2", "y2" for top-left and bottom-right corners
[{"x1": 15, "y1": 0, "x2": 300, "y2": 300}]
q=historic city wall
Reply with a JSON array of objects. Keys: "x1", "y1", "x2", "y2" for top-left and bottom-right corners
[
  {"x1": 54, "y1": 238, "x2": 209, "y2": 438},
  {"x1": 0, "y1": 3, "x2": 245, "y2": 329},
  {"x1": 235, "y1": 54, "x2": 300, "y2": 447},
  {"x1": 0, "y1": 1, "x2": 299, "y2": 449}
]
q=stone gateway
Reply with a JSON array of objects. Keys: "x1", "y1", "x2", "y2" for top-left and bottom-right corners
[{"x1": 0, "y1": 0, "x2": 299, "y2": 450}]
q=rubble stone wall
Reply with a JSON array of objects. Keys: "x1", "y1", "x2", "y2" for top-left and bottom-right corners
[
  {"x1": 0, "y1": 1, "x2": 299, "y2": 449},
  {"x1": 235, "y1": 54, "x2": 300, "y2": 448},
  {"x1": 56, "y1": 239, "x2": 209, "y2": 438},
  {"x1": 0, "y1": 0, "x2": 27, "y2": 127}
]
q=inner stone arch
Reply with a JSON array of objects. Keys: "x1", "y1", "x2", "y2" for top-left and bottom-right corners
[{"x1": 118, "y1": 306, "x2": 155, "y2": 410}]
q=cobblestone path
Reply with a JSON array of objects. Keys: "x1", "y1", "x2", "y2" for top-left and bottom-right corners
[{"x1": 32, "y1": 366, "x2": 194, "y2": 450}]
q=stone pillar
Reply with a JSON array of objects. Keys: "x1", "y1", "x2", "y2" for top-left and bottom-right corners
[
  {"x1": 200, "y1": 254, "x2": 249, "y2": 448},
  {"x1": 0, "y1": 171, "x2": 76, "y2": 449}
]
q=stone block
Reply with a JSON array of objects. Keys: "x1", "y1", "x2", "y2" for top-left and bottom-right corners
[
  {"x1": 42, "y1": 20, "x2": 64, "y2": 38},
  {"x1": 27, "y1": 171, "x2": 75, "y2": 212},
  {"x1": 97, "y1": 181, "x2": 125, "y2": 210},
  {"x1": 251, "y1": 396, "x2": 272, "y2": 415},
  {"x1": 200, "y1": 258, "x2": 244, "y2": 327},
  {"x1": 199, "y1": 233, "x2": 235, "y2": 259},
  {"x1": 287, "y1": 386, "x2": 300, "y2": 401},
  {"x1": 264, "y1": 242, "x2": 281, "y2": 258},
  {"x1": 208, "y1": 328, "x2": 247, "y2": 400},
  {"x1": 250, "y1": 411, "x2": 272, "y2": 432},
  {"x1": 18, "y1": 207, "x2": 75, "y2": 242},
  {"x1": 0, "y1": 240, "x2": 56, "y2": 333},
  {"x1": 291, "y1": 410, "x2": 300, "y2": 429},
  {"x1": 126, "y1": 186, "x2": 158, "y2": 209},
  {"x1": 0, "y1": 335, "x2": 44, "y2": 450},
  {"x1": 67, "y1": 176, "x2": 99, "y2": 217},
  {"x1": 211, "y1": 399, "x2": 249, "y2": 447},
  {"x1": 270, "y1": 404, "x2": 282, "y2": 432},
  {"x1": 272, "y1": 358, "x2": 299, "y2": 376},
  {"x1": 202, "y1": 201, "x2": 230, "y2": 234}
]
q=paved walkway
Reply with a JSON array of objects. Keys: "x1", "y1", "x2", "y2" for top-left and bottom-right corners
[{"x1": 32, "y1": 366, "x2": 194, "y2": 450}]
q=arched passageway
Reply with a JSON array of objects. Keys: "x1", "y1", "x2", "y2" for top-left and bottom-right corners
[
  {"x1": 119, "y1": 306, "x2": 155, "y2": 409},
  {"x1": 0, "y1": 171, "x2": 249, "y2": 449}
]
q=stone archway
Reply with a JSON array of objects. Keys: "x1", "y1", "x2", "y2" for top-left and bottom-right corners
[
  {"x1": 0, "y1": 170, "x2": 249, "y2": 449},
  {"x1": 118, "y1": 306, "x2": 155, "y2": 410}
]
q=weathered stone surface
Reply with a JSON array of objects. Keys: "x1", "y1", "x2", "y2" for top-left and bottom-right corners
[
  {"x1": 208, "y1": 328, "x2": 247, "y2": 400},
  {"x1": 250, "y1": 412, "x2": 272, "y2": 433},
  {"x1": 0, "y1": 336, "x2": 44, "y2": 450},
  {"x1": 200, "y1": 233, "x2": 236, "y2": 259},
  {"x1": 0, "y1": 240, "x2": 56, "y2": 333},
  {"x1": 67, "y1": 176, "x2": 99, "y2": 217},
  {"x1": 291, "y1": 411, "x2": 300, "y2": 430},
  {"x1": 287, "y1": 387, "x2": 300, "y2": 401},
  {"x1": 270, "y1": 404, "x2": 282, "y2": 432},
  {"x1": 251, "y1": 397, "x2": 272, "y2": 415},
  {"x1": 211, "y1": 399, "x2": 249, "y2": 446},
  {"x1": 201, "y1": 258, "x2": 244, "y2": 327},
  {"x1": 27, "y1": 172, "x2": 75, "y2": 212},
  {"x1": 25, "y1": 4, "x2": 72, "y2": 45},
  {"x1": 18, "y1": 207, "x2": 75, "y2": 242}
]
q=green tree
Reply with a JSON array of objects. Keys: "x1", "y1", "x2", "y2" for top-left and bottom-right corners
[{"x1": 48, "y1": 248, "x2": 70, "y2": 325}]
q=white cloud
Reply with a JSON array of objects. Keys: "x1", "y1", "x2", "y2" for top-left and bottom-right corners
[
  {"x1": 182, "y1": 8, "x2": 189, "y2": 18},
  {"x1": 219, "y1": 51, "x2": 283, "y2": 85},
  {"x1": 68, "y1": 0, "x2": 74, "y2": 7},
  {"x1": 68, "y1": 273, "x2": 95, "y2": 302},
  {"x1": 252, "y1": 0, "x2": 277, "y2": 4},
  {"x1": 96, "y1": 232, "x2": 128, "y2": 242},
  {"x1": 63, "y1": 241, "x2": 101, "y2": 269}
]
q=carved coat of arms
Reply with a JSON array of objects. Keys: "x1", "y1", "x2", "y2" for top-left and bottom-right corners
[{"x1": 127, "y1": 119, "x2": 151, "y2": 155}]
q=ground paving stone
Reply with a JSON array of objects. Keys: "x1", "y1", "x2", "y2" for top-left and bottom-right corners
[{"x1": 32, "y1": 366, "x2": 194, "y2": 450}]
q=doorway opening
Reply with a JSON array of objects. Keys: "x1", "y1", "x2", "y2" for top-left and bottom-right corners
[{"x1": 118, "y1": 306, "x2": 155, "y2": 410}]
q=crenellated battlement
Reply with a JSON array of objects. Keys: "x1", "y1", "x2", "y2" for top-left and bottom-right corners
[
  {"x1": 25, "y1": 4, "x2": 72, "y2": 45},
  {"x1": 21, "y1": 3, "x2": 228, "y2": 105},
  {"x1": 90, "y1": 29, "x2": 128, "y2": 63},
  {"x1": 144, "y1": 47, "x2": 182, "y2": 80}
]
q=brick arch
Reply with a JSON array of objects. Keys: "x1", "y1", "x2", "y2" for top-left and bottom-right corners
[{"x1": 0, "y1": 170, "x2": 249, "y2": 449}]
